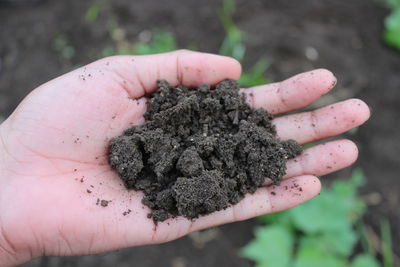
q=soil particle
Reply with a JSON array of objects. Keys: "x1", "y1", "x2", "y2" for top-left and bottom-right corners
[
  {"x1": 100, "y1": 200, "x2": 110, "y2": 207},
  {"x1": 123, "y1": 209, "x2": 132, "y2": 216},
  {"x1": 109, "y1": 79, "x2": 302, "y2": 221}
]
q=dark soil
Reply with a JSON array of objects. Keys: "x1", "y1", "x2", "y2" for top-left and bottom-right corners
[{"x1": 109, "y1": 80, "x2": 301, "y2": 221}]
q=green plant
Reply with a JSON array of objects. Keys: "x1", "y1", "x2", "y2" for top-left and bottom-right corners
[
  {"x1": 241, "y1": 169, "x2": 381, "y2": 267},
  {"x1": 53, "y1": 35, "x2": 75, "y2": 60},
  {"x1": 218, "y1": 0, "x2": 269, "y2": 87},
  {"x1": 133, "y1": 31, "x2": 177, "y2": 55},
  {"x1": 218, "y1": 0, "x2": 245, "y2": 61},
  {"x1": 238, "y1": 58, "x2": 270, "y2": 88},
  {"x1": 99, "y1": 0, "x2": 269, "y2": 87},
  {"x1": 85, "y1": 3, "x2": 101, "y2": 23},
  {"x1": 381, "y1": 219, "x2": 394, "y2": 267},
  {"x1": 100, "y1": 29, "x2": 177, "y2": 57},
  {"x1": 384, "y1": 0, "x2": 400, "y2": 49}
]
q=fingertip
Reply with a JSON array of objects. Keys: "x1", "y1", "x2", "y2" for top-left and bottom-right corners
[
  {"x1": 269, "y1": 175, "x2": 321, "y2": 213},
  {"x1": 284, "y1": 139, "x2": 361, "y2": 179},
  {"x1": 309, "y1": 176, "x2": 322, "y2": 196},
  {"x1": 338, "y1": 139, "x2": 359, "y2": 165},
  {"x1": 310, "y1": 175, "x2": 322, "y2": 190},
  {"x1": 262, "y1": 68, "x2": 338, "y2": 114},
  {"x1": 342, "y1": 98, "x2": 371, "y2": 128},
  {"x1": 317, "y1": 68, "x2": 337, "y2": 90},
  {"x1": 223, "y1": 56, "x2": 242, "y2": 80},
  {"x1": 296, "y1": 175, "x2": 322, "y2": 203},
  {"x1": 204, "y1": 53, "x2": 242, "y2": 81},
  {"x1": 351, "y1": 98, "x2": 371, "y2": 122},
  {"x1": 303, "y1": 68, "x2": 337, "y2": 93}
]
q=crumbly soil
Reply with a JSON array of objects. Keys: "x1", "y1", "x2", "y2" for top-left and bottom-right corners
[{"x1": 109, "y1": 79, "x2": 301, "y2": 221}]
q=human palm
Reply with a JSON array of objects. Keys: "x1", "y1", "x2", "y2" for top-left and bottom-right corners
[{"x1": 0, "y1": 50, "x2": 369, "y2": 266}]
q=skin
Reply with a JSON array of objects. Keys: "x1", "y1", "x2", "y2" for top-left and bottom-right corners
[{"x1": 0, "y1": 50, "x2": 370, "y2": 266}]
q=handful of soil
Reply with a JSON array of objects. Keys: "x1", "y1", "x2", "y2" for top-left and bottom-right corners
[{"x1": 109, "y1": 79, "x2": 302, "y2": 222}]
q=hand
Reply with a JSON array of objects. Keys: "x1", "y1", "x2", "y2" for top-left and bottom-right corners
[{"x1": 0, "y1": 50, "x2": 370, "y2": 266}]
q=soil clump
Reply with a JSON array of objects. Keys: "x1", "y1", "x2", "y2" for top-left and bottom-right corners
[{"x1": 109, "y1": 79, "x2": 302, "y2": 221}]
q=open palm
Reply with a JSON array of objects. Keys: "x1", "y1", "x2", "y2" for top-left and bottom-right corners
[{"x1": 0, "y1": 50, "x2": 370, "y2": 266}]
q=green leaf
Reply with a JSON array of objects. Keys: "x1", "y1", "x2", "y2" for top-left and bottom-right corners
[
  {"x1": 133, "y1": 31, "x2": 177, "y2": 55},
  {"x1": 53, "y1": 35, "x2": 75, "y2": 60},
  {"x1": 258, "y1": 210, "x2": 292, "y2": 227},
  {"x1": 218, "y1": 0, "x2": 237, "y2": 34},
  {"x1": 101, "y1": 46, "x2": 115, "y2": 57},
  {"x1": 350, "y1": 254, "x2": 380, "y2": 267},
  {"x1": 302, "y1": 142, "x2": 316, "y2": 149},
  {"x1": 239, "y1": 58, "x2": 270, "y2": 87},
  {"x1": 332, "y1": 169, "x2": 366, "y2": 220},
  {"x1": 333, "y1": 168, "x2": 365, "y2": 196},
  {"x1": 384, "y1": 9, "x2": 400, "y2": 49},
  {"x1": 85, "y1": 3, "x2": 101, "y2": 23},
  {"x1": 320, "y1": 227, "x2": 358, "y2": 257},
  {"x1": 290, "y1": 190, "x2": 350, "y2": 234},
  {"x1": 387, "y1": 0, "x2": 400, "y2": 9},
  {"x1": 293, "y1": 237, "x2": 347, "y2": 267},
  {"x1": 347, "y1": 127, "x2": 359, "y2": 135},
  {"x1": 241, "y1": 225, "x2": 293, "y2": 267},
  {"x1": 381, "y1": 220, "x2": 394, "y2": 267},
  {"x1": 218, "y1": 0, "x2": 246, "y2": 61},
  {"x1": 246, "y1": 167, "x2": 371, "y2": 267}
]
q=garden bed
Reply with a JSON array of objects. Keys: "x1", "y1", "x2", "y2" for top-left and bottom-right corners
[{"x1": 0, "y1": 0, "x2": 398, "y2": 266}]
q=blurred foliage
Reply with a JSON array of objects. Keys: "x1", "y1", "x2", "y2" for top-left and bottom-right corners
[
  {"x1": 384, "y1": 0, "x2": 400, "y2": 49},
  {"x1": 348, "y1": 127, "x2": 359, "y2": 135},
  {"x1": 100, "y1": 30, "x2": 177, "y2": 57},
  {"x1": 53, "y1": 35, "x2": 75, "y2": 60},
  {"x1": 241, "y1": 169, "x2": 382, "y2": 267},
  {"x1": 381, "y1": 220, "x2": 394, "y2": 267},
  {"x1": 218, "y1": 0, "x2": 269, "y2": 87},
  {"x1": 238, "y1": 58, "x2": 270, "y2": 88},
  {"x1": 95, "y1": 0, "x2": 269, "y2": 88},
  {"x1": 133, "y1": 31, "x2": 177, "y2": 55},
  {"x1": 85, "y1": 3, "x2": 101, "y2": 23},
  {"x1": 218, "y1": 0, "x2": 246, "y2": 61}
]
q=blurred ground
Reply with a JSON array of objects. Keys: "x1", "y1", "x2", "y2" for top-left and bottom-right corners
[{"x1": 0, "y1": 0, "x2": 399, "y2": 266}]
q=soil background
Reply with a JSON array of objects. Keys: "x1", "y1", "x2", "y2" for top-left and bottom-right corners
[{"x1": 0, "y1": 0, "x2": 399, "y2": 266}]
